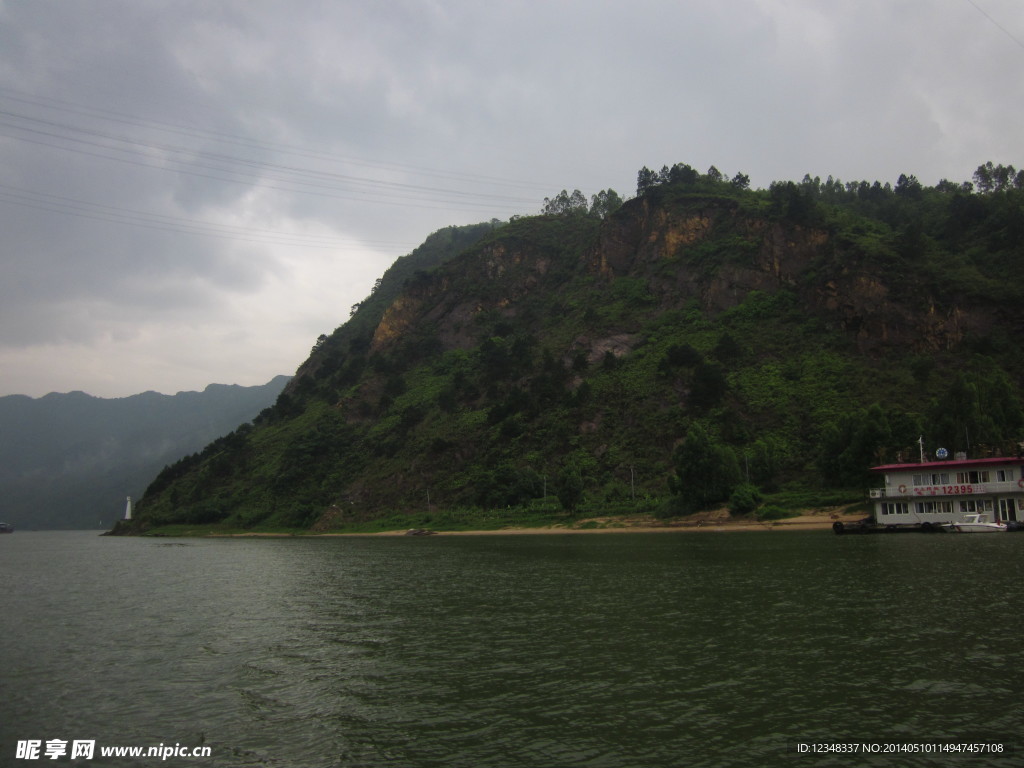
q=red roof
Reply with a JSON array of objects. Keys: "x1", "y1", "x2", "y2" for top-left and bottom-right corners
[{"x1": 870, "y1": 456, "x2": 1024, "y2": 472}]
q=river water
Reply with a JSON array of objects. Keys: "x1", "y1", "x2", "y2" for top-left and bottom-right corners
[{"x1": 1, "y1": 530, "x2": 1021, "y2": 767}]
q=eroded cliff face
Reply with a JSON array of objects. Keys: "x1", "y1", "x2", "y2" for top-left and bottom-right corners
[
  {"x1": 592, "y1": 196, "x2": 989, "y2": 355},
  {"x1": 369, "y1": 195, "x2": 989, "y2": 360},
  {"x1": 370, "y1": 239, "x2": 558, "y2": 354},
  {"x1": 591, "y1": 197, "x2": 833, "y2": 309},
  {"x1": 371, "y1": 294, "x2": 422, "y2": 348},
  {"x1": 810, "y1": 254, "x2": 988, "y2": 355},
  {"x1": 593, "y1": 196, "x2": 722, "y2": 276}
]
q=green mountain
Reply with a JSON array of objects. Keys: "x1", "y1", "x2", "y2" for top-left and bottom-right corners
[
  {"x1": 0, "y1": 376, "x2": 289, "y2": 529},
  {"x1": 119, "y1": 163, "x2": 1024, "y2": 533}
]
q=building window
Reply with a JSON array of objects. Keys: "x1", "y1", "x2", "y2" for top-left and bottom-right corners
[
  {"x1": 956, "y1": 470, "x2": 990, "y2": 484},
  {"x1": 917, "y1": 501, "x2": 954, "y2": 515},
  {"x1": 959, "y1": 499, "x2": 994, "y2": 513},
  {"x1": 881, "y1": 502, "x2": 909, "y2": 516},
  {"x1": 996, "y1": 469, "x2": 1015, "y2": 483}
]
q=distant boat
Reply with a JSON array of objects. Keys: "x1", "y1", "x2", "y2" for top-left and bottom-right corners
[{"x1": 0, "y1": 522, "x2": 13, "y2": 533}]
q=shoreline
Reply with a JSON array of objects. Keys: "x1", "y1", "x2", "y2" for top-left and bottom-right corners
[{"x1": 204, "y1": 511, "x2": 865, "y2": 538}]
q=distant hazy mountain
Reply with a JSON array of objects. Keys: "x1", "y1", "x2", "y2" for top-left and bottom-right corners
[{"x1": 0, "y1": 376, "x2": 290, "y2": 529}]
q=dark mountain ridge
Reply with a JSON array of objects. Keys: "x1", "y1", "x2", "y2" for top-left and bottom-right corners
[{"x1": 121, "y1": 164, "x2": 1024, "y2": 533}]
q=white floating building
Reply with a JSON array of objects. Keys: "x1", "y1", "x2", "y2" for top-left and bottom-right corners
[{"x1": 869, "y1": 456, "x2": 1024, "y2": 527}]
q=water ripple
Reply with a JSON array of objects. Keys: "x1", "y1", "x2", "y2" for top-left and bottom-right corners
[{"x1": 2, "y1": 532, "x2": 1023, "y2": 766}]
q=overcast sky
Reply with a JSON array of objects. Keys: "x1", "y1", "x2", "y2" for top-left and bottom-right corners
[{"x1": 1, "y1": 0, "x2": 1021, "y2": 398}]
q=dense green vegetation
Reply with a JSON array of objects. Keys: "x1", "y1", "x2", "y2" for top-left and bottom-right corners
[{"x1": 118, "y1": 162, "x2": 1024, "y2": 534}]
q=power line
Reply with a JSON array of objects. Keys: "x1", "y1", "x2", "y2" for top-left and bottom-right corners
[
  {"x1": 0, "y1": 107, "x2": 540, "y2": 207},
  {"x1": 0, "y1": 88, "x2": 557, "y2": 256},
  {"x1": 0, "y1": 124, "x2": 533, "y2": 215},
  {"x1": 964, "y1": 0, "x2": 1024, "y2": 52},
  {"x1": 0, "y1": 183, "x2": 419, "y2": 250},
  {"x1": 0, "y1": 85, "x2": 556, "y2": 193}
]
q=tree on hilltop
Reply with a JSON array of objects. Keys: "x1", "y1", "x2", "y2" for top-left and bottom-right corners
[
  {"x1": 542, "y1": 189, "x2": 588, "y2": 215},
  {"x1": 589, "y1": 188, "x2": 623, "y2": 219},
  {"x1": 973, "y1": 162, "x2": 1024, "y2": 194}
]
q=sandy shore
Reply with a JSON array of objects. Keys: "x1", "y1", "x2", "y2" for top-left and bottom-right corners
[
  {"x1": 210, "y1": 508, "x2": 865, "y2": 537},
  {"x1": 436, "y1": 514, "x2": 860, "y2": 536},
  {"x1": 352, "y1": 512, "x2": 863, "y2": 536}
]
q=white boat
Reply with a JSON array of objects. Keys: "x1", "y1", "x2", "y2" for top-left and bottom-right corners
[{"x1": 943, "y1": 513, "x2": 1007, "y2": 533}]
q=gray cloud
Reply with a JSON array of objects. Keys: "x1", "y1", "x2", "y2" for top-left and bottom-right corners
[{"x1": 0, "y1": 0, "x2": 1021, "y2": 396}]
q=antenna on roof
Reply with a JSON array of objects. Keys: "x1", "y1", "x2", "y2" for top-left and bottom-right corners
[{"x1": 918, "y1": 436, "x2": 925, "y2": 464}]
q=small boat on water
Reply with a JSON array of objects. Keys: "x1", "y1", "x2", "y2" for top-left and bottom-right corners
[
  {"x1": 942, "y1": 513, "x2": 1007, "y2": 533},
  {"x1": 0, "y1": 522, "x2": 13, "y2": 533}
]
